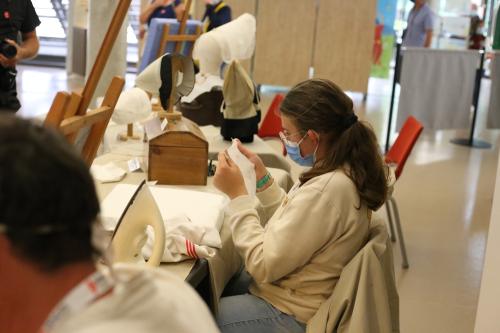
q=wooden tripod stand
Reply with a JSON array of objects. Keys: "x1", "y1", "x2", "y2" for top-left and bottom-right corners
[
  {"x1": 45, "y1": 0, "x2": 131, "y2": 166},
  {"x1": 123, "y1": 0, "x2": 198, "y2": 140}
]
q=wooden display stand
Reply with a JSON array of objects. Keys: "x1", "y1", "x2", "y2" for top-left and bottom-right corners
[
  {"x1": 45, "y1": 0, "x2": 131, "y2": 166},
  {"x1": 121, "y1": 0, "x2": 200, "y2": 141},
  {"x1": 148, "y1": 49, "x2": 209, "y2": 186}
]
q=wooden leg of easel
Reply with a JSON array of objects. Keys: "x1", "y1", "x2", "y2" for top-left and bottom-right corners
[
  {"x1": 82, "y1": 76, "x2": 125, "y2": 166},
  {"x1": 44, "y1": 92, "x2": 71, "y2": 128},
  {"x1": 118, "y1": 123, "x2": 141, "y2": 141},
  {"x1": 66, "y1": 93, "x2": 85, "y2": 144}
]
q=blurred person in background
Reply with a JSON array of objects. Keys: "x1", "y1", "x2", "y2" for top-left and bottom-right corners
[{"x1": 0, "y1": 0, "x2": 40, "y2": 113}]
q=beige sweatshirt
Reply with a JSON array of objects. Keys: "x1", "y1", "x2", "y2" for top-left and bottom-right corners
[{"x1": 225, "y1": 170, "x2": 371, "y2": 324}]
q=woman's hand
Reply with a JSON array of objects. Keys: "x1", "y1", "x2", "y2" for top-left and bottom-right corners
[
  {"x1": 213, "y1": 151, "x2": 248, "y2": 200},
  {"x1": 235, "y1": 140, "x2": 268, "y2": 181}
]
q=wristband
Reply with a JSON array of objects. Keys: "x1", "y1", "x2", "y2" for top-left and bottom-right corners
[{"x1": 257, "y1": 172, "x2": 272, "y2": 189}]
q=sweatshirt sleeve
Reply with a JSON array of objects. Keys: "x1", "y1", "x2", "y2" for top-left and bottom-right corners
[
  {"x1": 225, "y1": 186, "x2": 341, "y2": 284},
  {"x1": 255, "y1": 180, "x2": 286, "y2": 225}
]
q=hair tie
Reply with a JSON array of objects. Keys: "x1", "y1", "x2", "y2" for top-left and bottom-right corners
[{"x1": 342, "y1": 113, "x2": 358, "y2": 130}]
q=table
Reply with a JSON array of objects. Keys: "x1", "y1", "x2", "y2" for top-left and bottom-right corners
[
  {"x1": 93, "y1": 152, "x2": 293, "y2": 312},
  {"x1": 101, "y1": 123, "x2": 291, "y2": 173}
]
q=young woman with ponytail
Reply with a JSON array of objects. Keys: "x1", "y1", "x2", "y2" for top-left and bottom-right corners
[{"x1": 214, "y1": 79, "x2": 390, "y2": 333}]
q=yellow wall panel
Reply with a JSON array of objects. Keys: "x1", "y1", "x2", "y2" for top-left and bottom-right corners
[
  {"x1": 313, "y1": 0, "x2": 376, "y2": 93},
  {"x1": 253, "y1": 0, "x2": 316, "y2": 87}
]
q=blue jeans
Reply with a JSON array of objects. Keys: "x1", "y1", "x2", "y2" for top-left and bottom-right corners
[{"x1": 217, "y1": 270, "x2": 306, "y2": 333}]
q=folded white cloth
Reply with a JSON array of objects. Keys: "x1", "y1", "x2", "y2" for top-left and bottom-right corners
[
  {"x1": 143, "y1": 214, "x2": 221, "y2": 262},
  {"x1": 91, "y1": 162, "x2": 127, "y2": 183}
]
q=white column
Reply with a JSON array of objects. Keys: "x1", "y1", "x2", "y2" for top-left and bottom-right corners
[{"x1": 66, "y1": 0, "x2": 89, "y2": 75}]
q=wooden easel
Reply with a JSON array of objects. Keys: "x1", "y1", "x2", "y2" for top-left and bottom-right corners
[
  {"x1": 45, "y1": 0, "x2": 131, "y2": 165},
  {"x1": 156, "y1": 0, "x2": 201, "y2": 59}
]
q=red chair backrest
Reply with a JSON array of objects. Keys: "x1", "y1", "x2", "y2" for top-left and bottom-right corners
[
  {"x1": 385, "y1": 116, "x2": 424, "y2": 179},
  {"x1": 258, "y1": 94, "x2": 285, "y2": 138}
]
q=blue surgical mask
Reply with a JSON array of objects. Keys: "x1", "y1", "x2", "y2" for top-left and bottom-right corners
[{"x1": 280, "y1": 132, "x2": 318, "y2": 167}]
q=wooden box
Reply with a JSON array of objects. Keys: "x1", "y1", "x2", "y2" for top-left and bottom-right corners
[{"x1": 148, "y1": 117, "x2": 208, "y2": 185}]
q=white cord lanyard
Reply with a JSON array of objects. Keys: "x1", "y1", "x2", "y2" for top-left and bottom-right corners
[{"x1": 39, "y1": 271, "x2": 114, "y2": 333}]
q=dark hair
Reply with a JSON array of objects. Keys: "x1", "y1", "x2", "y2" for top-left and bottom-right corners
[
  {"x1": 0, "y1": 116, "x2": 100, "y2": 271},
  {"x1": 280, "y1": 79, "x2": 388, "y2": 210}
]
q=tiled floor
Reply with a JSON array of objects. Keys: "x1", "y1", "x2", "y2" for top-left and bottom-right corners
[{"x1": 13, "y1": 65, "x2": 500, "y2": 332}]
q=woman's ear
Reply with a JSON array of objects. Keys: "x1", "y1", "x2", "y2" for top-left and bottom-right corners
[{"x1": 307, "y1": 130, "x2": 320, "y2": 145}]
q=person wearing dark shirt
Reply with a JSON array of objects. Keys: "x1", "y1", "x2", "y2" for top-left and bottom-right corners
[
  {"x1": 0, "y1": 0, "x2": 40, "y2": 112},
  {"x1": 202, "y1": 0, "x2": 231, "y2": 32},
  {"x1": 140, "y1": 0, "x2": 184, "y2": 26}
]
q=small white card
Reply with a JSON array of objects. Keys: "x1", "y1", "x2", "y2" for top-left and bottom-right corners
[
  {"x1": 161, "y1": 118, "x2": 168, "y2": 131},
  {"x1": 90, "y1": 162, "x2": 126, "y2": 184},
  {"x1": 127, "y1": 158, "x2": 142, "y2": 172},
  {"x1": 143, "y1": 115, "x2": 163, "y2": 140}
]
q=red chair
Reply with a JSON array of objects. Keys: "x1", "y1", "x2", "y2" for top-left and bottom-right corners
[
  {"x1": 258, "y1": 94, "x2": 284, "y2": 138},
  {"x1": 385, "y1": 116, "x2": 424, "y2": 269},
  {"x1": 258, "y1": 94, "x2": 287, "y2": 156}
]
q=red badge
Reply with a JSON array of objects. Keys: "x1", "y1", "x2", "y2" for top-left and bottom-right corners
[{"x1": 3, "y1": 11, "x2": 10, "y2": 20}]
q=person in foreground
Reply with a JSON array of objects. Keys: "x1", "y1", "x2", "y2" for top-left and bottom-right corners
[
  {"x1": 0, "y1": 116, "x2": 219, "y2": 333},
  {"x1": 214, "y1": 79, "x2": 389, "y2": 332}
]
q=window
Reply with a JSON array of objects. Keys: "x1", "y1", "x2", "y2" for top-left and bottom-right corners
[
  {"x1": 31, "y1": 0, "x2": 141, "y2": 68},
  {"x1": 33, "y1": 0, "x2": 69, "y2": 40}
]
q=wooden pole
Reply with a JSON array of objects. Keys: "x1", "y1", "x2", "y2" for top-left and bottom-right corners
[
  {"x1": 175, "y1": 0, "x2": 192, "y2": 53},
  {"x1": 178, "y1": 0, "x2": 192, "y2": 35},
  {"x1": 77, "y1": 0, "x2": 132, "y2": 116}
]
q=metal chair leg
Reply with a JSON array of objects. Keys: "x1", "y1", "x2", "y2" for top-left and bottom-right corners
[
  {"x1": 390, "y1": 196, "x2": 409, "y2": 269},
  {"x1": 385, "y1": 201, "x2": 396, "y2": 242}
]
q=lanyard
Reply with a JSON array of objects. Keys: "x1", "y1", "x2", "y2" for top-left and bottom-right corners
[{"x1": 40, "y1": 271, "x2": 114, "y2": 333}]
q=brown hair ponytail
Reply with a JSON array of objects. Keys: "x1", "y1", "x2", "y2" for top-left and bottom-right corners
[{"x1": 280, "y1": 79, "x2": 388, "y2": 210}]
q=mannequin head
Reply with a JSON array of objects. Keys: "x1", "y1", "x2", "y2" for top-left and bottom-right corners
[{"x1": 194, "y1": 34, "x2": 224, "y2": 76}]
